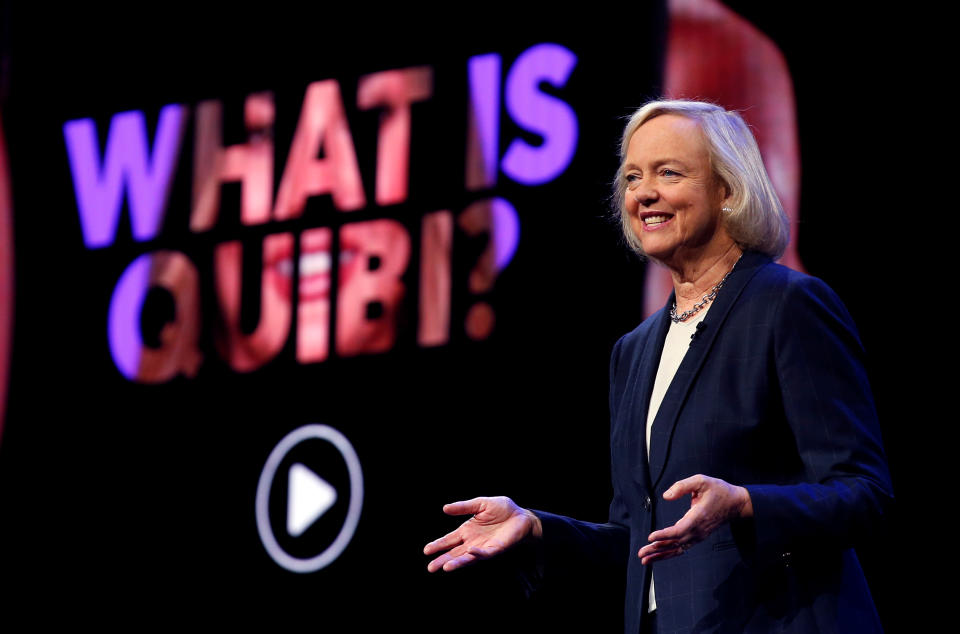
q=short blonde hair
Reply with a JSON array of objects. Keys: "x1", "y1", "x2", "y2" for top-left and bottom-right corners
[{"x1": 613, "y1": 99, "x2": 788, "y2": 259}]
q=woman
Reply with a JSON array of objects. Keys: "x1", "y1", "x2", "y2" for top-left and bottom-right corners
[{"x1": 424, "y1": 100, "x2": 892, "y2": 633}]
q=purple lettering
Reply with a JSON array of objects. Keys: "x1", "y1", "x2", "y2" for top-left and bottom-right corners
[
  {"x1": 465, "y1": 53, "x2": 501, "y2": 190},
  {"x1": 64, "y1": 105, "x2": 187, "y2": 248},
  {"x1": 108, "y1": 251, "x2": 202, "y2": 383},
  {"x1": 502, "y1": 44, "x2": 578, "y2": 185}
]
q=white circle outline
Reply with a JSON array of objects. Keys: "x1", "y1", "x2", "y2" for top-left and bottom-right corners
[{"x1": 255, "y1": 424, "x2": 364, "y2": 573}]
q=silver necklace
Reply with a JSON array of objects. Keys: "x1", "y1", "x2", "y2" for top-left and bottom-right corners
[{"x1": 669, "y1": 254, "x2": 742, "y2": 323}]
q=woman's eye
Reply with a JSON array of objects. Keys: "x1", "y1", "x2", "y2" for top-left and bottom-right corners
[
  {"x1": 625, "y1": 173, "x2": 641, "y2": 188},
  {"x1": 661, "y1": 169, "x2": 680, "y2": 177}
]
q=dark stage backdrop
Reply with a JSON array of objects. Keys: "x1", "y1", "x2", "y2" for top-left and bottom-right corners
[{"x1": 0, "y1": 3, "x2": 911, "y2": 631}]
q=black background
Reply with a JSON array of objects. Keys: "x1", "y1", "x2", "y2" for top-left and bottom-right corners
[{"x1": 0, "y1": 4, "x2": 922, "y2": 631}]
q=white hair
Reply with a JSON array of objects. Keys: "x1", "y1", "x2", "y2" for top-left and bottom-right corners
[{"x1": 613, "y1": 99, "x2": 789, "y2": 259}]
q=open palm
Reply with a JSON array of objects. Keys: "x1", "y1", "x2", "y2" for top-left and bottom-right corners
[{"x1": 424, "y1": 496, "x2": 541, "y2": 572}]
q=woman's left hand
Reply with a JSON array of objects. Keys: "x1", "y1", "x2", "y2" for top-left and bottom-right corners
[{"x1": 638, "y1": 474, "x2": 753, "y2": 564}]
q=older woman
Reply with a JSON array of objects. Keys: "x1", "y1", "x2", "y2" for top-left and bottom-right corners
[{"x1": 424, "y1": 100, "x2": 892, "y2": 633}]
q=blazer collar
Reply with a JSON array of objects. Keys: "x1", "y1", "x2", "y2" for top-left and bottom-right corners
[{"x1": 634, "y1": 251, "x2": 771, "y2": 489}]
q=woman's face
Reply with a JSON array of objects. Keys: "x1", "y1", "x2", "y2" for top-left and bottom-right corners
[{"x1": 623, "y1": 114, "x2": 731, "y2": 268}]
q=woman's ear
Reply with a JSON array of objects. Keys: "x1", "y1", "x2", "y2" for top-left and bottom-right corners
[{"x1": 719, "y1": 179, "x2": 733, "y2": 208}]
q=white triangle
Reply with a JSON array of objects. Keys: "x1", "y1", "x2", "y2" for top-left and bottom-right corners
[{"x1": 287, "y1": 463, "x2": 338, "y2": 538}]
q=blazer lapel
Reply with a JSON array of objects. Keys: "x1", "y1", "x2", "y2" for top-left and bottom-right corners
[
  {"x1": 627, "y1": 303, "x2": 671, "y2": 489},
  {"x1": 646, "y1": 252, "x2": 770, "y2": 489}
]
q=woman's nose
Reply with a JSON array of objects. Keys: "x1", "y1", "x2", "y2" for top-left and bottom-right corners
[{"x1": 632, "y1": 181, "x2": 658, "y2": 206}]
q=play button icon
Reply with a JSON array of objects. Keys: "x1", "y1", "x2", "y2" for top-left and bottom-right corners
[
  {"x1": 287, "y1": 463, "x2": 337, "y2": 537},
  {"x1": 256, "y1": 424, "x2": 364, "y2": 573}
]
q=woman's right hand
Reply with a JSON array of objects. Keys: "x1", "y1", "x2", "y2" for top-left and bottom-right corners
[{"x1": 423, "y1": 496, "x2": 542, "y2": 572}]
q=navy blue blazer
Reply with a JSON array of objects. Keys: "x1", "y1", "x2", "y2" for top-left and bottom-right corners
[{"x1": 534, "y1": 251, "x2": 893, "y2": 634}]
